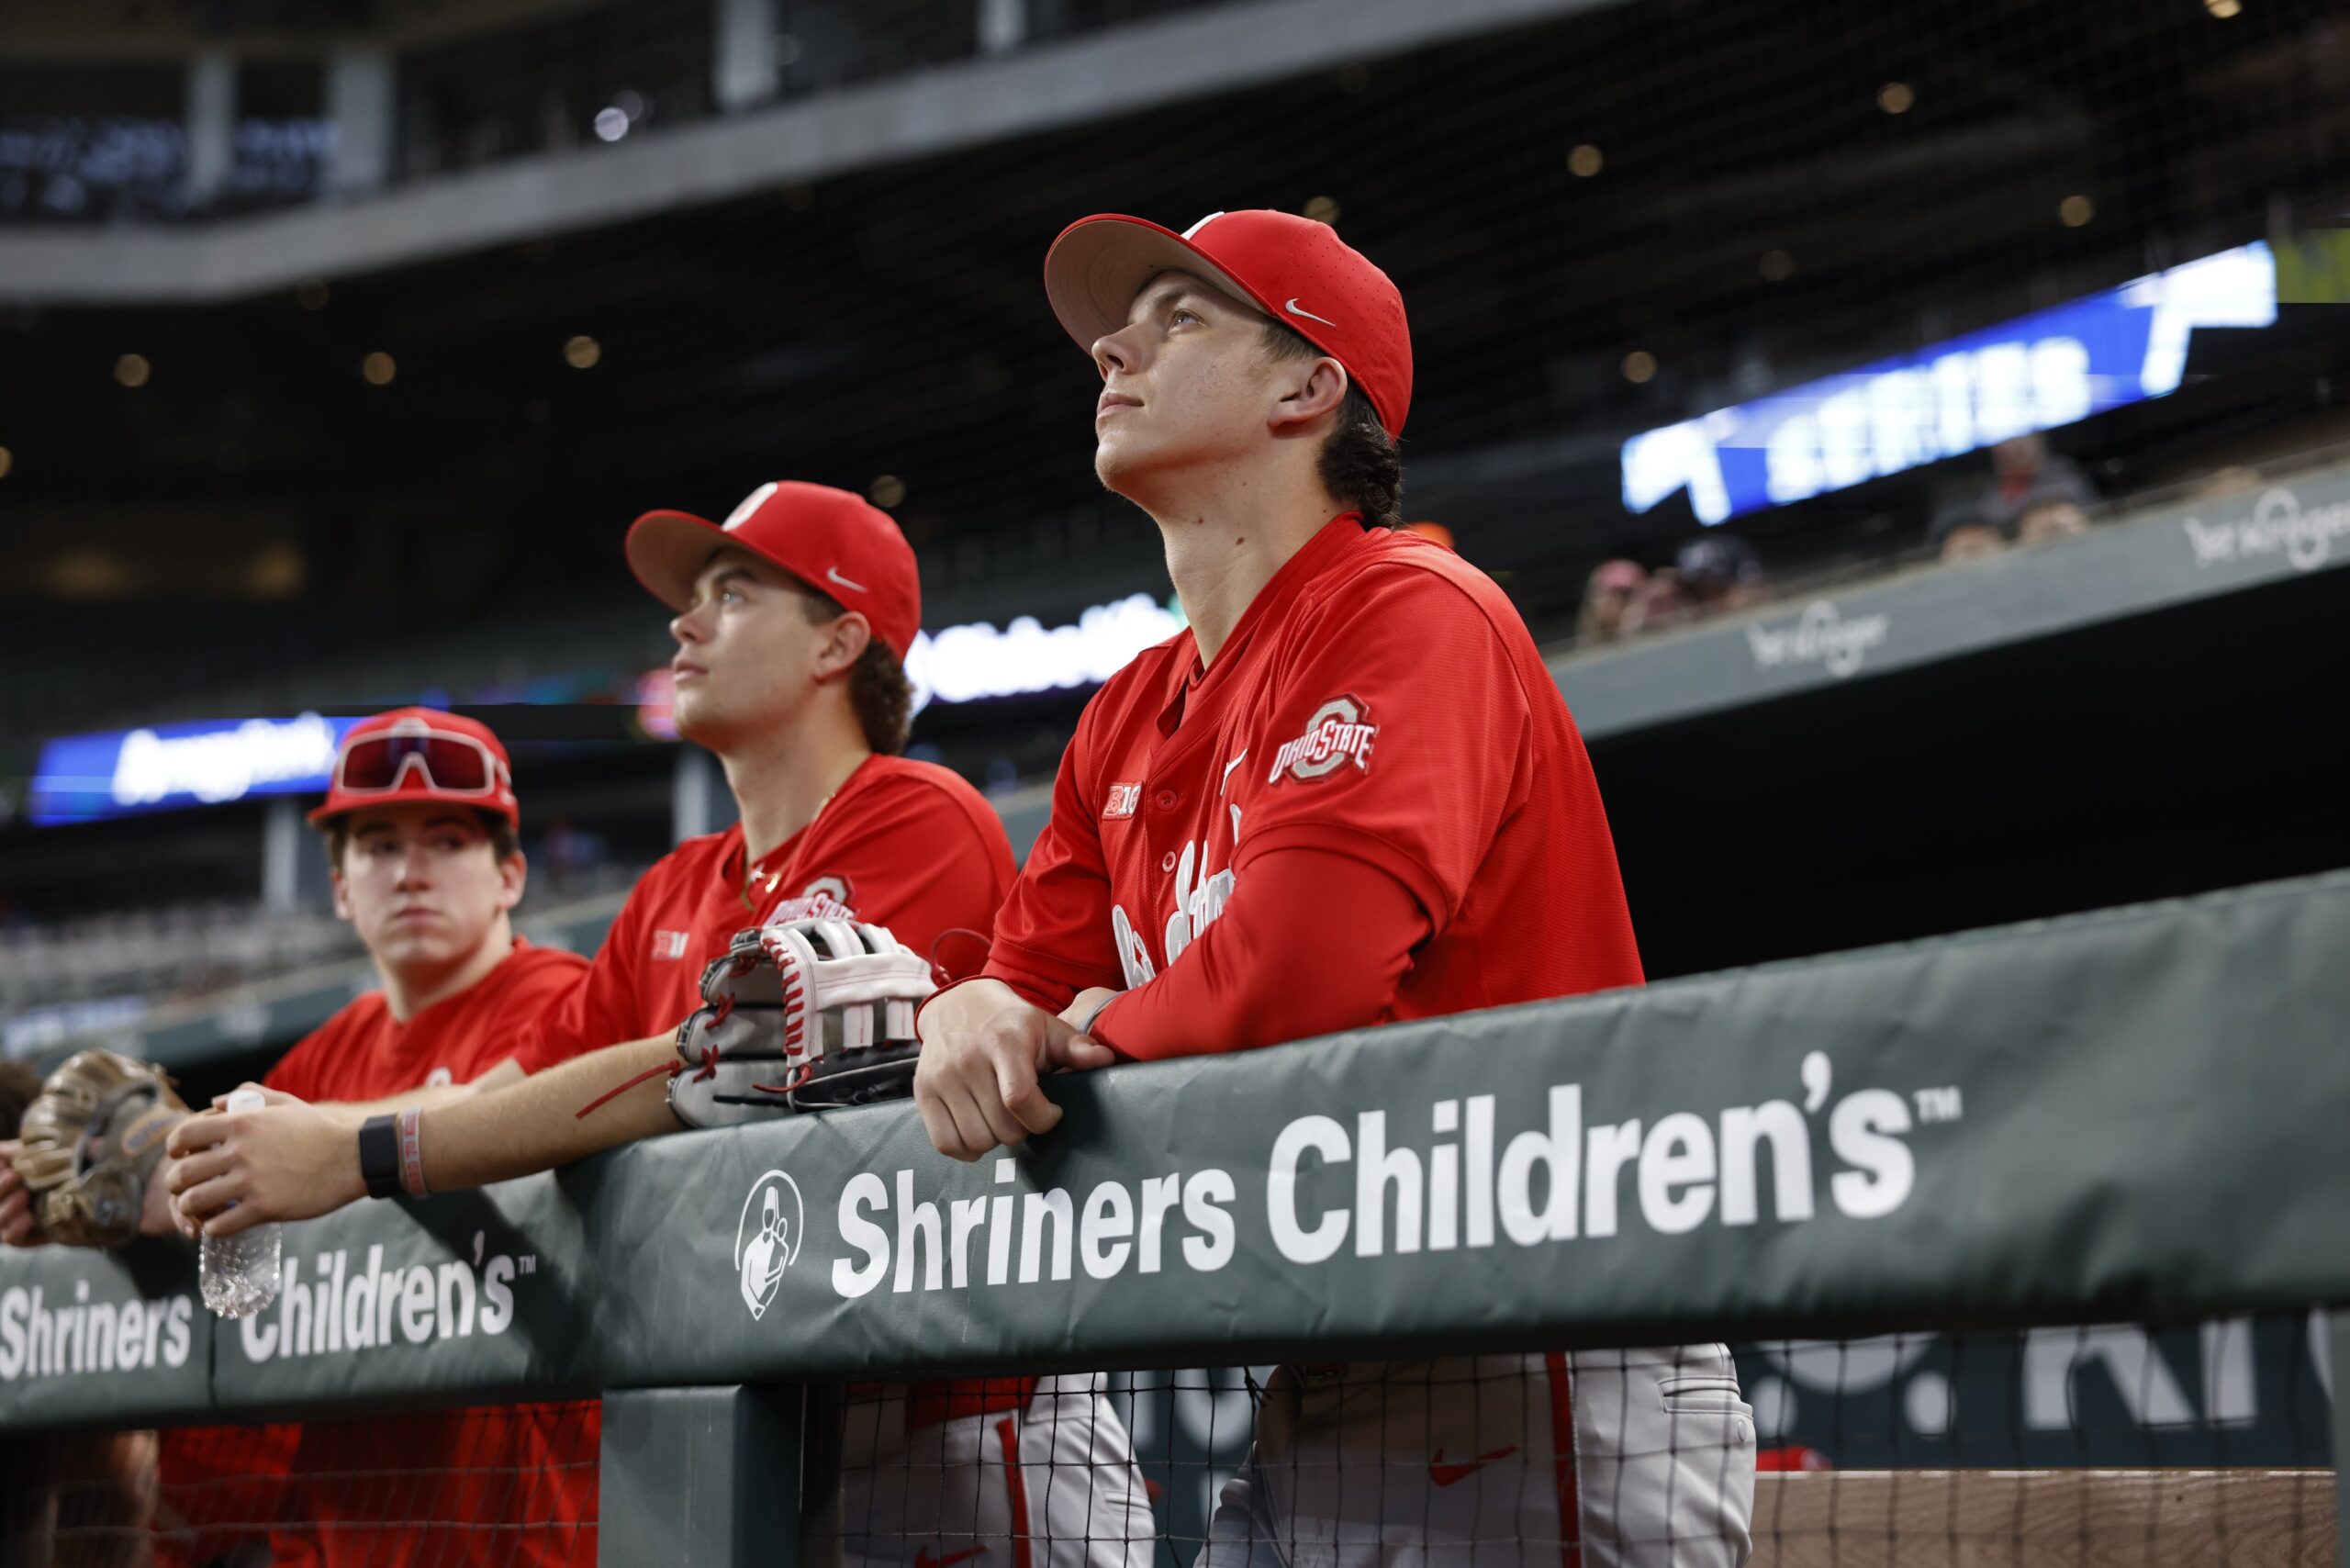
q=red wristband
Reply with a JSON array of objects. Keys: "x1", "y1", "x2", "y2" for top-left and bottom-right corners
[{"x1": 396, "y1": 1108, "x2": 429, "y2": 1198}]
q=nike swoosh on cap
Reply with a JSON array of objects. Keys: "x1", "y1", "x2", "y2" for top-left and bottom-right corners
[
  {"x1": 1285, "y1": 298, "x2": 1337, "y2": 327},
  {"x1": 826, "y1": 566, "x2": 868, "y2": 594}
]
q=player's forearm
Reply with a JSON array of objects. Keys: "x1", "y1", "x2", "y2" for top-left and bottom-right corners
[
  {"x1": 416, "y1": 1035, "x2": 679, "y2": 1193},
  {"x1": 1090, "y1": 848, "x2": 1424, "y2": 1059},
  {"x1": 338, "y1": 1058, "x2": 524, "y2": 1116}
]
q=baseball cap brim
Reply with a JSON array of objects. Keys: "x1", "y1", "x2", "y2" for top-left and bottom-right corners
[
  {"x1": 1044, "y1": 215, "x2": 1279, "y2": 354},
  {"x1": 626, "y1": 510, "x2": 805, "y2": 612},
  {"x1": 306, "y1": 790, "x2": 518, "y2": 829}
]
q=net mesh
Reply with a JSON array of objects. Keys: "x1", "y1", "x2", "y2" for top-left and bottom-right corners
[
  {"x1": 13, "y1": 1403, "x2": 602, "y2": 1567},
  {"x1": 13, "y1": 1317, "x2": 2333, "y2": 1566},
  {"x1": 2, "y1": 1, "x2": 2344, "y2": 1563},
  {"x1": 6, "y1": 0, "x2": 2345, "y2": 748}
]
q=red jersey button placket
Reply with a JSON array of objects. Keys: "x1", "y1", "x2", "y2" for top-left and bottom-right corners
[{"x1": 1153, "y1": 787, "x2": 1183, "y2": 875}]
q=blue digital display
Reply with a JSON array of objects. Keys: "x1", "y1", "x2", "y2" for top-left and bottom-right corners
[
  {"x1": 29, "y1": 712, "x2": 364, "y2": 826},
  {"x1": 1622, "y1": 241, "x2": 2278, "y2": 524}
]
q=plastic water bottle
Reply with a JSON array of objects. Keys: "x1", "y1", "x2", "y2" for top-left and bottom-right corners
[{"x1": 198, "y1": 1088, "x2": 283, "y2": 1319}]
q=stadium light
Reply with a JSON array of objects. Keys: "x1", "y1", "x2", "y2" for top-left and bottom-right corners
[
  {"x1": 28, "y1": 713, "x2": 363, "y2": 824},
  {"x1": 904, "y1": 592, "x2": 1185, "y2": 714}
]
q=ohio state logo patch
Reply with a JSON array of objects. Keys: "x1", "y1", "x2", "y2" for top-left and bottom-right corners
[
  {"x1": 1269, "y1": 696, "x2": 1377, "y2": 783},
  {"x1": 767, "y1": 875, "x2": 856, "y2": 924}
]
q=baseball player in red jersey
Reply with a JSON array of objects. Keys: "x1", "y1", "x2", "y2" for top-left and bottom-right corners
[
  {"x1": 912, "y1": 211, "x2": 1757, "y2": 1565},
  {"x1": 157, "y1": 708, "x2": 596, "y2": 1566},
  {"x1": 170, "y1": 483, "x2": 1157, "y2": 1568}
]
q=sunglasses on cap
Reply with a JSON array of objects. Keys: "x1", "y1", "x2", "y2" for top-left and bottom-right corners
[{"x1": 334, "y1": 724, "x2": 509, "y2": 797}]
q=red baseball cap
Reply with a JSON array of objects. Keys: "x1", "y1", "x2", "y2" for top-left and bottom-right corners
[
  {"x1": 626, "y1": 481, "x2": 922, "y2": 662},
  {"x1": 308, "y1": 707, "x2": 520, "y2": 829},
  {"x1": 1043, "y1": 208, "x2": 1413, "y2": 437}
]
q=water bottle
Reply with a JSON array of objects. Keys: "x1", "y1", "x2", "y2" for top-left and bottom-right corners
[{"x1": 198, "y1": 1089, "x2": 283, "y2": 1319}]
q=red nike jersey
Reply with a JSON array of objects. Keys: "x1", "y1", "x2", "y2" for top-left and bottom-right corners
[
  {"x1": 520, "y1": 751, "x2": 1026, "y2": 1432},
  {"x1": 270, "y1": 938, "x2": 587, "y2": 1099},
  {"x1": 987, "y1": 514, "x2": 1642, "y2": 1029},
  {"x1": 520, "y1": 753, "x2": 1017, "y2": 1064},
  {"x1": 158, "y1": 940, "x2": 599, "y2": 1568}
]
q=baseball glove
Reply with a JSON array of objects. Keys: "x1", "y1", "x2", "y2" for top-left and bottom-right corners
[
  {"x1": 667, "y1": 917, "x2": 937, "y2": 1126},
  {"x1": 13, "y1": 1049, "x2": 189, "y2": 1248}
]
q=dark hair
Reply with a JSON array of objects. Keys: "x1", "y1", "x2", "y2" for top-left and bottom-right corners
[
  {"x1": 799, "y1": 590, "x2": 914, "y2": 756},
  {"x1": 1259, "y1": 319, "x2": 1404, "y2": 530},
  {"x1": 323, "y1": 810, "x2": 520, "y2": 870}
]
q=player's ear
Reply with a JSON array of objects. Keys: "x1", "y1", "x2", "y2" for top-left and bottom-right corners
[
  {"x1": 329, "y1": 865, "x2": 353, "y2": 924},
  {"x1": 816, "y1": 611, "x2": 872, "y2": 682},
  {"x1": 1269, "y1": 355, "x2": 1348, "y2": 435},
  {"x1": 494, "y1": 849, "x2": 527, "y2": 914}
]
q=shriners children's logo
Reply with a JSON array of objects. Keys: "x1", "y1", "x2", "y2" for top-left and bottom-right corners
[
  {"x1": 1270, "y1": 696, "x2": 1377, "y2": 783},
  {"x1": 735, "y1": 1170, "x2": 805, "y2": 1321}
]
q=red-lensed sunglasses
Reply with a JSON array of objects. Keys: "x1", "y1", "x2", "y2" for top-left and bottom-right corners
[{"x1": 333, "y1": 725, "x2": 509, "y2": 797}]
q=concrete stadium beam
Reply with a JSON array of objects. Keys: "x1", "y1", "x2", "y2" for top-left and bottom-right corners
[
  {"x1": 0, "y1": 0, "x2": 1620, "y2": 306},
  {"x1": 0, "y1": 0, "x2": 635, "y2": 62}
]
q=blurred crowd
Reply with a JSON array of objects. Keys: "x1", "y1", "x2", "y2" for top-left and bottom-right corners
[
  {"x1": 1923, "y1": 434, "x2": 2098, "y2": 564},
  {"x1": 0, "y1": 902, "x2": 364, "y2": 1017},
  {"x1": 1578, "y1": 434, "x2": 2177, "y2": 648},
  {"x1": 0, "y1": 857, "x2": 646, "y2": 1027},
  {"x1": 1578, "y1": 532, "x2": 1770, "y2": 644}
]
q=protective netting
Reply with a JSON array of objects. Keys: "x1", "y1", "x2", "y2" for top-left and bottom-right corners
[
  {"x1": 12, "y1": 1403, "x2": 601, "y2": 1567},
  {"x1": 12, "y1": 1316, "x2": 2333, "y2": 1566},
  {"x1": 6, "y1": 0, "x2": 2345, "y2": 751}
]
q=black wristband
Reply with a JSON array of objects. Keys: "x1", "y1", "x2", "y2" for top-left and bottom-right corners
[{"x1": 357, "y1": 1114, "x2": 403, "y2": 1201}]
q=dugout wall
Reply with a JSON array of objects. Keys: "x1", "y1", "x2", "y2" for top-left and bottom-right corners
[{"x1": 3, "y1": 869, "x2": 2346, "y2": 1563}]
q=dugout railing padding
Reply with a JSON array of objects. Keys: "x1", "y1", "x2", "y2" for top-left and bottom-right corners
[{"x1": 4, "y1": 869, "x2": 2349, "y2": 1562}]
